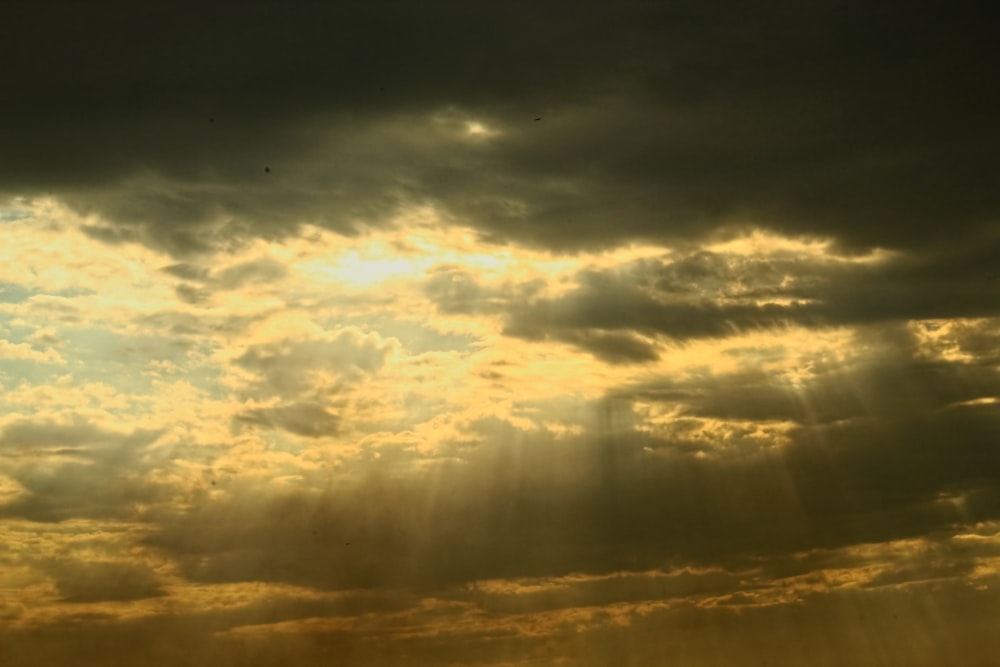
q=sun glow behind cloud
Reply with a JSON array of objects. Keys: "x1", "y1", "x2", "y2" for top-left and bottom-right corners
[{"x1": 295, "y1": 221, "x2": 584, "y2": 295}]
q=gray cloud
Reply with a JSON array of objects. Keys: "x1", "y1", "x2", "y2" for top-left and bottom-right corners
[
  {"x1": 234, "y1": 328, "x2": 394, "y2": 399},
  {"x1": 214, "y1": 257, "x2": 287, "y2": 290},
  {"x1": 2, "y1": 2, "x2": 996, "y2": 257},
  {"x1": 0, "y1": 417, "x2": 166, "y2": 522},
  {"x1": 617, "y1": 352, "x2": 1000, "y2": 427},
  {"x1": 162, "y1": 256, "x2": 287, "y2": 305},
  {"x1": 43, "y1": 560, "x2": 165, "y2": 603},
  {"x1": 174, "y1": 283, "x2": 211, "y2": 305},
  {"x1": 554, "y1": 329, "x2": 660, "y2": 365},
  {"x1": 235, "y1": 401, "x2": 340, "y2": 438},
  {"x1": 494, "y1": 244, "x2": 1000, "y2": 360}
]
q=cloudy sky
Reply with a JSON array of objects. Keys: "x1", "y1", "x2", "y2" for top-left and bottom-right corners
[{"x1": 2, "y1": 1, "x2": 999, "y2": 664}]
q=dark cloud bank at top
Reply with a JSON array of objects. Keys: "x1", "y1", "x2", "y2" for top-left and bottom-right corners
[{"x1": 2, "y1": 0, "x2": 997, "y2": 256}]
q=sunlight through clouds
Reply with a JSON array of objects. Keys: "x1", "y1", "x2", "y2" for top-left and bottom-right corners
[{"x1": 1, "y1": 2, "x2": 998, "y2": 665}]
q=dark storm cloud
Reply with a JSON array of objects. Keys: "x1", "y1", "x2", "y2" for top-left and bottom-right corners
[
  {"x1": 2, "y1": 1, "x2": 997, "y2": 255},
  {"x1": 505, "y1": 287, "x2": 813, "y2": 345},
  {"x1": 495, "y1": 242, "x2": 1000, "y2": 358}
]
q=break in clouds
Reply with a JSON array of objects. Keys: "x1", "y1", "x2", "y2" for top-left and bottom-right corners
[{"x1": 1, "y1": 2, "x2": 999, "y2": 665}]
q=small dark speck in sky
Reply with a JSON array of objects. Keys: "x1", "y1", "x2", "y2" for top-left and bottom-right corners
[
  {"x1": 264, "y1": 167, "x2": 270, "y2": 173},
  {"x1": 535, "y1": 117, "x2": 542, "y2": 121}
]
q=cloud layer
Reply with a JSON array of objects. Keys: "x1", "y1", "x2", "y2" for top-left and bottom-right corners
[
  {"x1": 2, "y1": 2, "x2": 999, "y2": 665},
  {"x1": 4, "y1": 2, "x2": 998, "y2": 256}
]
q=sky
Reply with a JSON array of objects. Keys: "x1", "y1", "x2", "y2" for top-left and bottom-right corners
[{"x1": 1, "y1": 1, "x2": 999, "y2": 665}]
